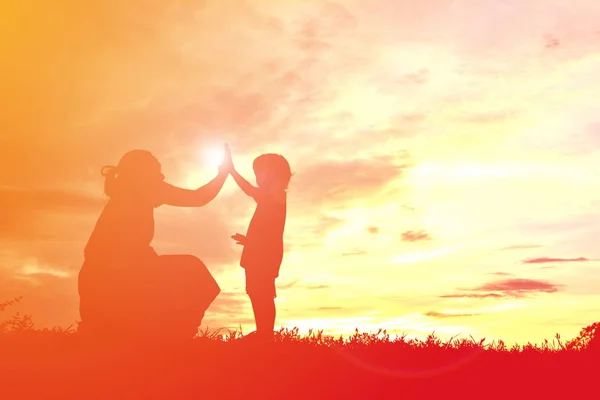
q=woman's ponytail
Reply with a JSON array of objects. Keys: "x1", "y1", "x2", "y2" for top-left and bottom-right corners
[{"x1": 101, "y1": 165, "x2": 118, "y2": 197}]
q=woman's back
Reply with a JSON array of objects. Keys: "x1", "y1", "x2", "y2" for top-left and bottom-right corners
[{"x1": 84, "y1": 197, "x2": 156, "y2": 264}]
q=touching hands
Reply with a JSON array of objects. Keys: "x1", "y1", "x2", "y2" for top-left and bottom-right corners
[
  {"x1": 231, "y1": 233, "x2": 246, "y2": 246},
  {"x1": 218, "y1": 143, "x2": 234, "y2": 175}
]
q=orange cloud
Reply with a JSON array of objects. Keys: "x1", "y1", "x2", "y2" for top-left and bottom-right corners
[
  {"x1": 523, "y1": 257, "x2": 591, "y2": 264},
  {"x1": 442, "y1": 278, "x2": 563, "y2": 300},
  {"x1": 425, "y1": 311, "x2": 478, "y2": 319},
  {"x1": 401, "y1": 230, "x2": 432, "y2": 243}
]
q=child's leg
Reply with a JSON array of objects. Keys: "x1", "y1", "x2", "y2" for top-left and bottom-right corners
[
  {"x1": 246, "y1": 272, "x2": 277, "y2": 338},
  {"x1": 249, "y1": 294, "x2": 276, "y2": 337}
]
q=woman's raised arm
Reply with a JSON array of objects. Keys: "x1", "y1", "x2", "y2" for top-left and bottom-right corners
[{"x1": 161, "y1": 171, "x2": 228, "y2": 207}]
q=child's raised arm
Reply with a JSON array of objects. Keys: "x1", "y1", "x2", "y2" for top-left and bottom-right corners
[{"x1": 231, "y1": 168, "x2": 260, "y2": 201}]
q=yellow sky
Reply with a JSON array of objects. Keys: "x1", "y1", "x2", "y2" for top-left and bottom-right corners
[{"x1": 1, "y1": 0, "x2": 600, "y2": 344}]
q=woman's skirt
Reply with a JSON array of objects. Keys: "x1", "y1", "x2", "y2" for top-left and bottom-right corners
[{"x1": 78, "y1": 252, "x2": 220, "y2": 341}]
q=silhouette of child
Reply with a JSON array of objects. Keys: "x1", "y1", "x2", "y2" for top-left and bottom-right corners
[{"x1": 229, "y1": 153, "x2": 291, "y2": 341}]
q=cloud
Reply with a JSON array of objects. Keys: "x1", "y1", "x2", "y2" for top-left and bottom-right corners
[
  {"x1": 341, "y1": 250, "x2": 368, "y2": 257},
  {"x1": 1, "y1": 0, "x2": 370, "y2": 187},
  {"x1": 496, "y1": 244, "x2": 543, "y2": 251},
  {"x1": 20, "y1": 264, "x2": 72, "y2": 279},
  {"x1": 490, "y1": 272, "x2": 513, "y2": 277},
  {"x1": 473, "y1": 278, "x2": 561, "y2": 294},
  {"x1": 441, "y1": 278, "x2": 563, "y2": 299},
  {"x1": 425, "y1": 311, "x2": 478, "y2": 319},
  {"x1": 0, "y1": 187, "x2": 104, "y2": 247},
  {"x1": 517, "y1": 215, "x2": 599, "y2": 236},
  {"x1": 440, "y1": 293, "x2": 504, "y2": 299},
  {"x1": 544, "y1": 34, "x2": 561, "y2": 50},
  {"x1": 279, "y1": 280, "x2": 299, "y2": 290},
  {"x1": 305, "y1": 215, "x2": 346, "y2": 236},
  {"x1": 400, "y1": 69, "x2": 430, "y2": 85},
  {"x1": 284, "y1": 214, "x2": 345, "y2": 251},
  {"x1": 204, "y1": 292, "x2": 247, "y2": 316},
  {"x1": 367, "y1": 226, "x2": 380, "y2": 234},
  {"x1": 401, "y1": 230, "x2": 432, "y2": 242},
  {"x1": 453, "y1": 110, "x2": 518, "y2": 124},
  {"x1": 523, "y1": 257, "x2": 591, "y2": 264},
  {"x1": 306, "y1": 284, "x2": 329, "y2": 290},
  {"x1": 0, "y1": 187, "x2": 102, "y2": 212},
  {"x1": 291, "y1": 157, "x2": 407, "y2": 206},
  {"x1": 317, "y1": 306, "x2": 342, "y2": 311}
]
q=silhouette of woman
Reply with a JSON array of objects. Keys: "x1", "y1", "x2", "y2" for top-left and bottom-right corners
[{"x1": 78, "y1": 148, "x2": 230, "y2": 341}]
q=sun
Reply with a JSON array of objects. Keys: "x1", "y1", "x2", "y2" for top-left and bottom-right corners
[{"x1": 203, "y1": 145, "x2": 225, "y2": 167}]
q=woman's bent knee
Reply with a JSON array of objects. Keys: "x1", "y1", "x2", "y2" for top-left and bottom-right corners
[
  {"x1": 160, "y1": 254, "x2": 219, "y2": 287},
  {"x1": 159, "y1": 254, "x2": 206, "y2": 270}
]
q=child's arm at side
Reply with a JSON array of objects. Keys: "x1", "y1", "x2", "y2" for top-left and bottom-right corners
[{"x1": 230, "y1": 168, "x2": 260, "y2": 201}]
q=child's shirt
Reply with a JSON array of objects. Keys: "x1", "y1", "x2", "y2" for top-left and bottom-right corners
[{"x1": 240, "y1": 189, "x2": 287, "y2": 278}]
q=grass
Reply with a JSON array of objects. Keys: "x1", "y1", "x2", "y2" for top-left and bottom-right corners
[{"x1": 2, "y1": 298, "x2": 599, "y2": 399}]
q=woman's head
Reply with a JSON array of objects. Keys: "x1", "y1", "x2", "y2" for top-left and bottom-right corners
[
  {"x1": 102, "y1": 150, "x2": 164, "y2": 198},
  {"x1": 252, "y1": 153, "x2": 292, "y2": 191}
]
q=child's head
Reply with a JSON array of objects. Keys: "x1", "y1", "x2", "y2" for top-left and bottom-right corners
[{"x1": 252, "y1": 153, "x2": 292, "y2": 191}]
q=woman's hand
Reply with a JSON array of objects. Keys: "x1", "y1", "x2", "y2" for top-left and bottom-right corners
[
  {"x1": 218, "y1": 144, "x2": 234, "y2": 175},
  {"x1": 231, "y1": 233, "x2": 246, "y2": 246},
  {"x1": 162, "y1": 144, "x2": 231, "y2": 207}
]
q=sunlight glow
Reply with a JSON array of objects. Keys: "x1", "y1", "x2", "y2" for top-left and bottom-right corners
[{"x1": 202, "y1": 145, "x2": 225, "y2": 167}]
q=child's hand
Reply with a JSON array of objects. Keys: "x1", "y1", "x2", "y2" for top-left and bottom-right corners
[
  {"x1": 231, "y1": 233, "x2": 246, "y2": 246},
  {"x1": 219, "y1": 143, "x2": 234, "y2": 175}
]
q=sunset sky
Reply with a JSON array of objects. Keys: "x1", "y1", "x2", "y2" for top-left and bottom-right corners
[{"x1": 2, "y1": 0, "x2": 600, "y2": 344}]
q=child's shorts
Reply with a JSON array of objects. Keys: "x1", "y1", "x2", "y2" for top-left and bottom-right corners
[{"x1": 245, "y1": 270, "x2": 277, "y2": 299}]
